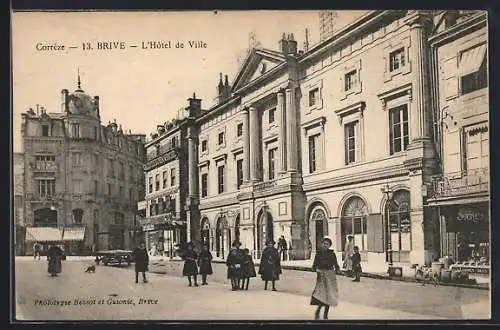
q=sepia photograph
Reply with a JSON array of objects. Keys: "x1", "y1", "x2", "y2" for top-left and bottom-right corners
[{"x1": 11, "y1": 9, "x2": 491, "y2": 321}]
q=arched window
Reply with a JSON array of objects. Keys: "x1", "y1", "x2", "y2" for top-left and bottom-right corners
[
  {"x1": 72, "y1": 209, "x2": 84, "y2": 224},
  {"x1": 341, "y1": 197, "x2": 368, "y2": 252},
  {"x1": 387, "y1": 190, "x2": 411, "y2": 262}
]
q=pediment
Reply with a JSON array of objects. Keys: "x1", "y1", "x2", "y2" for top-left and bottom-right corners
[{"x1": 231, "y1": 48, "x2": 286, "y2": 92}]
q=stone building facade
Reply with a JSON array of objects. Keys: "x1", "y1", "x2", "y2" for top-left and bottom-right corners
[
  {"x1": 143, "y1": 10, "x2": 490, "y2": 267},
  {"x1": 14, "y1": 152, "x2": 25, "y2": 255},
  {"x1": 20, "y1": 78, "x2": 146, "y2": 255},
  {"x1": 427, "y1": 11, "x2": 489, "y2": 265},
  {"x1": 138, "y1": 95, "x2": 203, "y2": 254}
]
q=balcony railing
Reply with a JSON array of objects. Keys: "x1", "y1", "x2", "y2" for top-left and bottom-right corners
[
  {"x1": 31, "y1": 161, "x2": 58, "y2": 172},
  {"x1": 253, "y1": 180, "x2": 277, "y2": 192},
  {"x1": 430, "y1": 168, "x2": 489, "y2": 198}
]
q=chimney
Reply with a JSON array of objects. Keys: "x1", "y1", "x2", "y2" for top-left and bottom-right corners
[
  {"x1": 223, "y1": 74, "x2": 231, "y2": 99},
  {"x1": 93, "y1": 96, "x2": 100, "y2": 117},
  {"x1": 217, "y1": 72, "x2": 224, "y2": 99},
  {"x1": 187, "y1": 92, "x2": 202, "y2": 117},
  {"x1": 61, "y1": 89, "x2": 69, "y2": 112},
  {"x1": 287, "y1": 34, "x2": 297, "y2": 55},
  {"x1": 279, "y1": 32, "x2": 289, "y2": 55}
]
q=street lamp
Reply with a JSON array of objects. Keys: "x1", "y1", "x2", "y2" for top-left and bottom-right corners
[{"x1": 381, "y1": 184, "x2": 394, "y2": 273}]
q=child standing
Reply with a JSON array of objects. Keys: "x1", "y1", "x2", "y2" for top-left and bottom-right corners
[
  {"x1": 197, "y1": 245, "x2": 213, "y2": 285},
  {"x1": 240, "y1": 248, "x2": 256, "y2": 290},
  {"x1": 351, "y1": 246, "x2": 362, "y2": 282}
]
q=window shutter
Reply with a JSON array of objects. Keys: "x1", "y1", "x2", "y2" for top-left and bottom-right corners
[
  {"x1": 367, "y1": 213, "x2": 384, "y2": 253},
  {"x1": 442, "y1": 55, "x2": 459, "y2": 100},
  {"x1": 444, "y1": 129, "x2": 462, "y2": 175}
]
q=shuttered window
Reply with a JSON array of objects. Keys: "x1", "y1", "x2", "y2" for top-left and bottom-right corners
[{"x1": 366, "y1": 214, "x2": 384, "y2": 253}]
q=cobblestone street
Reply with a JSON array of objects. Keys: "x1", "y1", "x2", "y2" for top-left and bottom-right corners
[{"x1": 14, "y1": 258, "x2": 490, "y2": 321}]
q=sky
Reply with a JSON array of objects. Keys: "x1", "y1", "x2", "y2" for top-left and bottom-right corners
[{"x1": 12, "y1": 10, "x2": 367, "y2": 153}]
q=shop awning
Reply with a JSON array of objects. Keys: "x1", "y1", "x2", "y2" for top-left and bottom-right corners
[
  {"x1": 458, "y1": 44, "x2": 487, "y2": 76},
  {"x1": 427, "y1": 194, "x2": 490, "y2": 206},
  {"x1": 62, "y1": 227, "x2": 86, "y2": 241},
  {"x1": 25, "y1": 227, "x2": 63, "y2": 242}
]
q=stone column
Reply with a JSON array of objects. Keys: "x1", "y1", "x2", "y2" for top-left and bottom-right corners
[
  {"x1": 242, "y1": 108, "x2": 251, "y2": 183},
  {"x1": 406, "y1": 11, "x2": 433, "y2": 141},
  {"x1": 249, "y1": 106, "x2": 260, "y2": 182},
  {"x1": 286, "y1": 87, "x2": 298, "y2": 172},
  {"x1": 277, "y1": 89, "x2": 287, "y2": 173},
  {"x1": 186, "y1": 125, "x2": 199, "y2": 244}
]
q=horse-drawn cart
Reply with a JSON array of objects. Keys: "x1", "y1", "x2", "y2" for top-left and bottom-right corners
[{"x1": 94, "y1": 250, "x2": 133, "y2": 266}]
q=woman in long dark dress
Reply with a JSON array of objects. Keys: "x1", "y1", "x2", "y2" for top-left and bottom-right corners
[
  {"x1": 258, "y1": 240, "x2": 281, "y2": 291},
  {"x1": 182, "y1": 242, "x2": 199, "y2": 286},
  {"x1": 197, "y1": 245, "x2": 213, "y2": 285},
  {"x1": 226, "y1": 240, "x2": 244, "y2": 290},
  {"x1": 239, "y1": 248, "x2": 257, "y2": 290},
  {"x1": 311, "y1": 237, "x2": 340, "y2": 320},
  {"x1": 47, "y1": 244, "x2": 63, "y2": 276},
  {"x1": 133, "y1": 241, "x2": 149, "y2": 283}
]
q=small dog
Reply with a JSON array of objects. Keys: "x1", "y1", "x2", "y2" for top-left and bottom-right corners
[
  {"x1": 84, "y1": 265, "x2": 96, "y2": 273},
  {"x1": 412, "y1": 264, "x2": 439, "y2": 287}
]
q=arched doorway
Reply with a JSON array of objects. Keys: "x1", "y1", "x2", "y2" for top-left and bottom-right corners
[
  {"x1": 257, "y1": 209, "x2": 274, "y2": 258},
  {"x1": 341, "y1": 196, "x2": 368, "y2": 258},
  {"x1": 234, "y1": 214, "x2": 241, "y2": 243},
  {"x1": 215, "y1": 216, "x2": 231, "y2": 259},
  {"x1": 34, "y1": 208, "x2": 57, "y2": 226},
  {"x1": 200, "y1": 217, "x2": 210, "y2": 248},
  {"x1": 72, "y1": 209, "x2": 84, "y2": 224},
  {"x1": 308, "y1": 206, "x2": 328, "y2": 256},
  {"x1": 386, "y1": 190, "x2": 411, "y2": 263}
]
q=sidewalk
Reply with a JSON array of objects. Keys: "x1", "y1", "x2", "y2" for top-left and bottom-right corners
[
  {"x1": 147, "y1": 255, "x2": 489, "y2": 290},
  {"x1": 15, "y1": 255, "x2": 488, "y2": 290}
]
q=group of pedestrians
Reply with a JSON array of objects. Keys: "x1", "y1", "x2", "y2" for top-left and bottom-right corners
[{"x1": 179, "y1": 239, "x2": 282, "y2": 292}]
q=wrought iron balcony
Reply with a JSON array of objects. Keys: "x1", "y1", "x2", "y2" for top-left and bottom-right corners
[
  {"x1": 430, "y1": 168, "x2": 489, "y2": 198},
  {"x1": 31, "y1": 161, "x2": 58, "y2": 172}
]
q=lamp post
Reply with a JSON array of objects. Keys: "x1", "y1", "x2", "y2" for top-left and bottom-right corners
[{"x1": 381, "y1": 184, "x2": 394, "y2": 273}]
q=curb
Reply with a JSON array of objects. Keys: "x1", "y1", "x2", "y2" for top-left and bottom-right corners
[{"x1": 150, "y1": 259, "x2": 489, "y2": 291}]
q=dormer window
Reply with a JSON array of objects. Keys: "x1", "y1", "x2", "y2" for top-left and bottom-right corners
[
  {"x1": 71, "y1": 123, "x2": 80, "y2": 139},
  {"x1": 42, "y1": 125, "x2": 49, "y2": 137}
]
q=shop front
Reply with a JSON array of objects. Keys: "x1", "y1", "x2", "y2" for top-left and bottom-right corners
[
  {"x1": 439, "y1": 202, "x2": 490, "y2": 267},
  {"x1": 139, "y1": 214, "x2": 186, "y2": 257}
]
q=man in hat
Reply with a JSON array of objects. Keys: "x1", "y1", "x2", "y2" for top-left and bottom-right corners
[
  {"x1": 226, "y1": 240, "x2": 244, "y2": 290},
  {"x1": 133, "y1": 241, "x2": 149, "y2": 283},
  {"x1": 258, "y1": 239, "x2": 281, "y2": 291},
  {"x1": 343, "y1": 235, "x2": 355, "y2": 277}
]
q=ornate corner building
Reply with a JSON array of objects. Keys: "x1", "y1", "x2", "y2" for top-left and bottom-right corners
[
  {"x1": 140, "y1": 10, "x2": 489, "y2": 268},
  {"x1": 18, "y1": 77, "x2": 146, "y2": 255}
]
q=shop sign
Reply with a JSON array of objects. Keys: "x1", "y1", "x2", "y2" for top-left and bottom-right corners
[
  {"x1": 457, "y1": 208, "x2": 485, "y2": 224},
  {"x1": 450, "y1": 265, "x2": 489, "y2": 275},
  {"x1": 143, "y1": 224, "x2": 155, "y2": 231}
]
